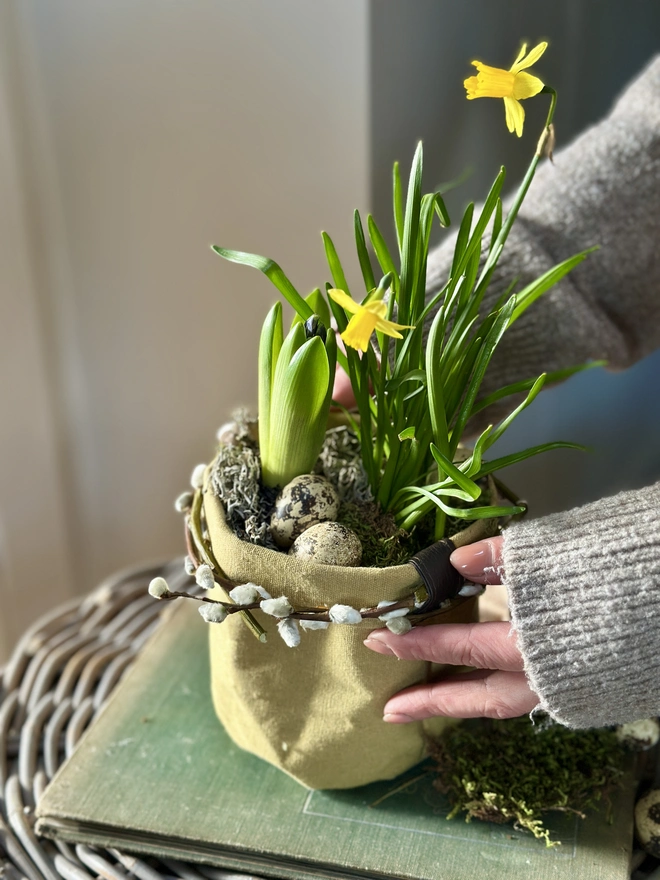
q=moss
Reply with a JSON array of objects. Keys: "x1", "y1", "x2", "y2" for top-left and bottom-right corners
[
  {"x1": 210, "y1": 420, "x2": 279, "y2": 550},
  {"x1": 335, "y1": 499, "x2": 434, "y2": 566},
  {"x1": 428, "y1": 717, "x2": 625, "y2": 846},
  {"x1": 336, "y1": 501, "x2": 405, "y2": 566},
  {"x1": 316, "y1": 426, "x2": 372, "y2": 503}
]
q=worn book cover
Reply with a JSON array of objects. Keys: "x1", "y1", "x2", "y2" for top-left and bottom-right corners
[{"x1": 36, "y1": 602, "x2": 635, "y2": 880}]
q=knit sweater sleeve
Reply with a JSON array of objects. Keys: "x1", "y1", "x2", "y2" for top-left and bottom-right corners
[
  {"x1": 498, "y1": 63, "x2": 660, "y2": 727},
  {"x1": 424, "y1": 57, "x2": 660, "y2": 727},
  {"x1": 503, "y1": 482, "x2": 660, "y2": 727}
]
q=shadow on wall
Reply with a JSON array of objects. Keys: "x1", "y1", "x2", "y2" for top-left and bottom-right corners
[{"x1": 370, "y1": 0, "x2": 660, "y2": 515}]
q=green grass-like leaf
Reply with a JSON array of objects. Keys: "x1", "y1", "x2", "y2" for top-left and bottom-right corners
[
  {"x1": 393, "y1": 161, "x2": 404, "y2": 251},
  {"x1": 474, "y1": 442, "x2": 588, "y2": 479},
  {"x1": 429, "y1": 444, "x2": 481, "y2": 500},
  {"x1": 471, "y1": 361, "x2": 606, "y2": 416},
  {"x1": 291, "y1": 288, "x2": 331, "y2": 331},
  {"x1": 367, "y1": 214, "x2": 398, "y2": 280},
  {"x1": 354, "y1": 210, "x2": 377, "y2": 293},
  {"x1": 449, "y1": 299, "x2": 515, "y2": 456},
  {"x1": 398, "y1": 141, "x2": 424, "y2": 326},
  {"x1": 322, "y1": 232, "x2": 351, "y2": 297},
  {"x1": 512, "y1": 247, "x2": 599, "y2": 323},
  {"x1": 212, "y1": 246, "x2": 312, "y2": 320},
  {"x1": 482, "y1": 373, "x2": 547, "y2": 451},
  {"x1": 257, "y1": 302, "x2": 283, "y2": 470}
]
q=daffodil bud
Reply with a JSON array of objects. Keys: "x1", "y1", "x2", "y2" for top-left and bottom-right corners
[{"x1": 377, "y1": 272, "x2": 394, "y2": 295}]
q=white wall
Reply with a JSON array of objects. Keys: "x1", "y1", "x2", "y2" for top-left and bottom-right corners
[{"x1": 0, "y1": 0, "x2": 368, "y2": 658}]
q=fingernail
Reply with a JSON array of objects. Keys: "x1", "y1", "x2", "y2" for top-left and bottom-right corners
[
  {"x1": 384, "y1": 712, "x2": 413, "y2": 724},
  {"x1": 450, "y1": 539, "x2": 498, "y2": 585},
  {"x1": 363, "y1": 635, "x2": 394, "y2": 656}
]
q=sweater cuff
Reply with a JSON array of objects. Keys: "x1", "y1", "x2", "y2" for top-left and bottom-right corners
[{"x1": 503, "y1": 481, "x2": 660, "y2": 728}]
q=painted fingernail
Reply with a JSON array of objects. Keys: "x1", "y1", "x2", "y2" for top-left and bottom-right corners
[
  {"x1": 384, "y1": 712, "x2": 413, "y2": 724},
  {"x1": 450, "y1": 539, "x2": 500, "y2": 585},
  {"x1": 363, "y1": 636, "x2": 394, "y2": 656}
]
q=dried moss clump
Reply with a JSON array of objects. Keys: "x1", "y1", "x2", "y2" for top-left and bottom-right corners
[
  {"x1": 316, "y1": 426, "x2": 372, "y2": 503},
  {"x1": 210, "y1": 414, "x2": 278, "y2": 549},
  {"x1": 429, "y1": 717, "x2": 625, "y2": 846}
]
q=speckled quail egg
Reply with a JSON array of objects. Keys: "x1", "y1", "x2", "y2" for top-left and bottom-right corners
[
  {"x1": 635, "y1": 788, "x2": 660, "y2": 856},
  {"x1": 270, "y1": 475, "x2": 340, "y2": 549},
  {"x1": 616, "y1": 718, "x2": 660, "y2": 751},
  {"x1": 289, "y1": 521, "x2": 362, "y2": 566}
]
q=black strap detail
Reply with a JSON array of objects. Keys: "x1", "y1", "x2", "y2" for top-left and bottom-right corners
[{"x1": 408, "y1": 539, "x2": 463, "y2": 613}]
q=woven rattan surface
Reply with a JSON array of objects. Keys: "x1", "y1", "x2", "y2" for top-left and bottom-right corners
[{"x1": 0, "y1": 559, "x2": 263, "y2": 880}]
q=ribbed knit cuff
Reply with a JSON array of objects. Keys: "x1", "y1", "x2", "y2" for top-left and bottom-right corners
[{"x1": 503, "y1": 481, "x2": 660, "y2": 728}]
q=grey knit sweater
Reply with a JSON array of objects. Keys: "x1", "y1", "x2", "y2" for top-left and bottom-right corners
[{"x1": 426, "y1": 56, "x2": 660, "y2": 728}]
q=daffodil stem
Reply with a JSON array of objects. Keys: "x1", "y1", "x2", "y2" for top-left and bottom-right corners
[
  {"x1": 540, "y1": 87, "x2": 557, "y2": 131},
  {"x1": 475, "y1": 86, "x2": 557, "y2": 293}
]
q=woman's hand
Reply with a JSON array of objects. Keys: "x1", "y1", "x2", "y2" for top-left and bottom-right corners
[
  {"x1": 363, "y1": 537, "x2": 540, "y2": 721},
  {"x1": 331, "y1": 363, "x2": 356, "y2": 410}
]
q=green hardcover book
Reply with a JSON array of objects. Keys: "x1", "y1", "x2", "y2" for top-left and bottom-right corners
[{"x1": 36, "y1": 602, "x2": 635, "y2": 880}]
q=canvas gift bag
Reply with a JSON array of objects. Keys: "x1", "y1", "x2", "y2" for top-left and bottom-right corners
[{"x1": 203, "y1": 483, "x2": 477, "y2": 790}]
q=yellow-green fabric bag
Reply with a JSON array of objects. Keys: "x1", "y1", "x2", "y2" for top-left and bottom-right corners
[{"x1": 203, "y1": 486, "x2": 476, "y2": 790}]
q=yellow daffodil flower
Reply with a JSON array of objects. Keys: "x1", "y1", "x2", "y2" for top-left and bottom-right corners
[
  {"x1": 464, "y1": 41, "x2": 547, "y2": 137},
  {"x1": 328, "y1": 288, "x2": 414, "y2": 353}
]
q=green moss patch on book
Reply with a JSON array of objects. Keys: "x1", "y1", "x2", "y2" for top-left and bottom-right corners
[{"x1": 429, "y1": 717, "x2": 625, "y2": 845}]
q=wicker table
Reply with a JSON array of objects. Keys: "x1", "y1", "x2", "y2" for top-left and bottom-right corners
[{"x1": 0, "y1": 559, "x2": 262, "y2": 880}]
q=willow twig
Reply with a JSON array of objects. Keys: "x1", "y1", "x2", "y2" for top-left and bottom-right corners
[{"x1": 187, "y1": 489, "x2": 267, "y2": 642}]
